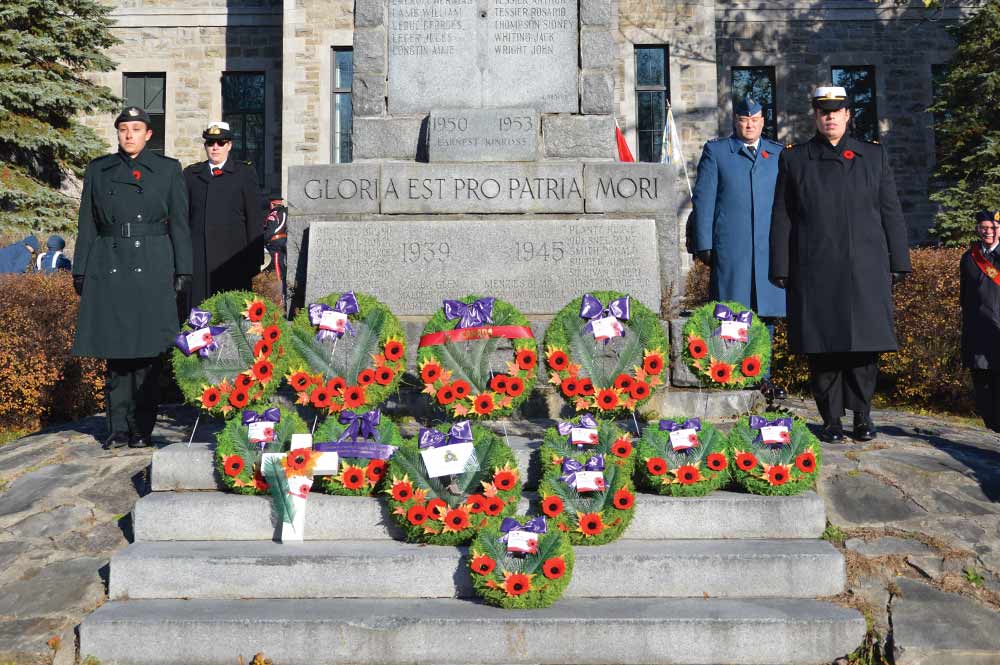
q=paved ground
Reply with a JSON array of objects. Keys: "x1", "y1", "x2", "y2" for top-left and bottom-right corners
[{"x1": 0, "y1": 397, "x2": 997, "y2": 664}]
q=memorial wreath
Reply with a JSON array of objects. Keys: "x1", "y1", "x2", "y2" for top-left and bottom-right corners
[
  {"x1": 681, "y1": 301, "x2": 771, "y2": 389},
  {"x1": 637, "y1": 417, "x2": 730, "y2": 497},
  {"x1": 469, "y1": 515, "x2": 574, "y2": 609},
  {"x1": 384, "y1": 421, "x2": 522, "y2": 545},
  {"x1": 537, "y1": 453, "x2": 635, "y2": 546},
  {"x1": 538, "y1": 413, "x2": 635, "y2": 479},
  {"x1": 312, "y1": 408, "x2": 402, "y2": 496},
  {"x1": 727, "y1": 413, "x2": 822, "y2": 496},
  {"x1": 543, "y1": 292, "x2": 668, "y2": 415},
  {"x1": 417, "y1": 296, "x2": 538, "y2": 419},
  {"x1": 285, "y1": 291, "x2": 406, "y2": 416},
  {"x1": 214, "y1": 404, "x2": 308, "y2": 495},
  {"x1": 172, "y1": 291, "x2": 292, "y2": 417}
]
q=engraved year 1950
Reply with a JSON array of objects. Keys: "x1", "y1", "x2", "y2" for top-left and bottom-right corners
[
  {"x1": 402, "y1": 241, "x2": 451, "y2": 264},
  {"x1": 431, "y1": 117, "x2": 467, "y2": 133}
]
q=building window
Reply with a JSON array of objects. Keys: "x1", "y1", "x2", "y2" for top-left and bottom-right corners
[
  {"x1": 731, "y1": 67, "x2": 776, "y2": 140},
  {"x1": 634, "y1": 45, "x2": 669, "y2": 163},
  {"x1": 332, "y1": 47, "x2": 353, "y2": 164},
  {"x1": 831, "y1": 66, "x2": 878, "y2": 142},
  {"x1": 222, "y1": 72, "x2": 265, "y2": 184},
  {"x1": 122, "y1": 73, "x2": 166, "y2": 154}
]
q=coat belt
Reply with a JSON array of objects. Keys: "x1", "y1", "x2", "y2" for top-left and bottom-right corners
[{"x1": 98, "y1": 221, "x2": 168, "y2": 238}]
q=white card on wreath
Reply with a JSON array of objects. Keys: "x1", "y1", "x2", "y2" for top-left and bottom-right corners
[
  {"x1": 669, "y1": 428, "x2": 699, "y2": 451},
  {"x1": 506, "y1": 530, "x2": 539, "y2": 554},
  {"x1": 592, "y1": 316, "x2": 625, "y2": 341},
  {"x1": 574, "y1": 470, "x2": 605, "y2": 492},
  {"x1": 760, "y1": 425, "x2": 790, "y2": 445},
  {"x1": 319, "y1": 309, "x2": 348, "y2": 334},
  {"x1": 570, "y1": 427, "x2": 599, "y2": 446},
  {"x1": 185, "y1": 328, "x2": 213, "y2": 353},
  {"x1": 248, "y1": 421, "x2": 276, "y2": 445},
  {"x1": 421, "y1": 441, "x2": 474, "y2": 478},
  {"x1": 720, "y1": 320, "x2": 749, "y2": 342}
]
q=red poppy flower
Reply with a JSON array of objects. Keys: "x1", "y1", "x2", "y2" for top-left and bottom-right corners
[
  {"x1": 741, "y1": 356, "x2": 761, "y2": 378},
  {"x1": 547, "y1": 349, "x2": 569, "y2": 370},
  {"x1": 613, "y1": 488, "x2": 635, "y2": 510},
  {"x1": 252, "y1": 358, "x2": 273, "y2": 383},
  {"x1": 761, "y1": 150, "x2": 770, "y2": 159},
  {"x1": 343, "y1": 385, "x2": 366, "y2": 409},
  {"x1": 490, "y1": 374, "x2": 509, "y2": 393},
  {"x1": 421, "y1": 362, "x2": 442, "y2": 384},
  {"x1": 289, "y1": 372, "x2": 311, "y2": 392},
  {"x1": 254, "y1": 340, "x2": 271, "y2": 357},
  {"x1": 246, "y1": 300, "x2": 266, "y2": 322},
  {"x1": 596, "y1": 389, "x2": 619, "y2": 411},
  {"x1": 132, "y1": 169, "x2": 141, "y2": 181},
  {"x1": 443, "y1": 508, "x2": 470, "y2": 532},
  {"x1": 426, "y1": 498, "x2": 447, "y2": 517},
  {"x1": 451, "y1": 380, "x2": 471, "y2": 399},
  {"x1": 541, "y1": 495, "x2": 564, "y2": 517},
  {"x1": 493, "y1": 470, "x2": 518, "y2": 492},
  {"x1": 471, "y1": 554, "x2": 496, "y2": 575},
  {"x1": 611, "y1": 438, "x2": 632, "y2": 458},
  {"x1": 406, "y1": 504, "x2": 428, "y2": 525},
  {"x1": 504, "y1": 572, "x2": 531, "y2": 596},
  {"x1": 709, "y1": 361, "x2": 733, "y2": 384},
  {"x1": 646, "y1": 457, "x2": 668, "y2": 476},
  {"x1": 437, "y1": 384, "x2": 456, "y2": 405},
  {"x1": 201, "y1": 386, "x2": 221, "y2": 409},
  {"x1": 578, "y1": 512, "x2": 604, "y2": 536},
  {"x1": 310, "y1": 387, "x2": 332, "y2": 409},
  {"x1": 366, "y1": 459, "x2": 387, "y2": 483},
  {"x1": 229, "y1": 390, "x2": 249, "y2": 408},
  {"x1": 235, "y1": 373, "x2": 254, "y2": 390},
  {"x1": 843, "y1": 149, "x2": 855, "y2": 160},
  {"x1": 327, "y1": 376, "x2": 347, "y2": 395},
  {"x1": 688, "y1": 337, "x2": 708, "y2": 359},
  {"x1": 374, "y1": 366, "x2": 395, "y2": 386},
  {"x1": 357, "y1": 368, "x2": 375, "y2": 386},
  {"x1": 222, "y1": 455, "x2": 244, "y2": 477},
  {"x1": 384, "y1": 339, "x2": 404, "y2": 362},
  {"x1": 253, "y1": 469, "x2": 268, "y2": 492},
  {"x1": 736, "y1": 451, "x2": 758, "y2": 471},
  {"x1": 795, "y1": 451, "x2": 817, "y2": 474},
  {"x1": 466, "y1": 494, "x2": 486, "y2": 513},
  {"x1": 286, "y1": 448, "x2": 312, "y2": 472},
  {"x1": 676, "y1": 465, "x2": 702, "y2": 485},
  {"x1": 643, "y1": 353, "x2": 664, "y2": 375},
  {"x1": 542, "y1": 557, "x2": 566, "y2": 580},
  {"x1": 262, "y1": 325, "x2": 281, "y2": 343},
  {"x1": 629, "y1": 381, "x2": 651, "y2": 401},
  {"x1": 505, "y1": 377, "x2": 524, "y2": 397},
  {"x1": 560, "y1": 378, "x2": 579, "y2": 397},
  {"x1": 483, "y1": 495, "x2": 504, "y2": 516},
  {"x1": 577, "y1": 378, "x2": 595, "y2": 395},
  {"x1": 706, "y1": 453, "x2": 728, "y2": 471},
  {"x1": 391, "y1": 480, "x2": 413, "y2": 502},
  {"x1": 341, "y1": 465, "x2": 366, "y2": 490},
  {"x1": 766, "y1": 464, "x2": 790, "y2": 485},
  {"x1": 613, "y1": 374, "x2": 634, "y2": 391},
  {"x1": 473, "y1": 393, "x2": 494, "y2": 415},
  {"x1": 516, "y1": 348, "x2": 537, "y2": 371}
]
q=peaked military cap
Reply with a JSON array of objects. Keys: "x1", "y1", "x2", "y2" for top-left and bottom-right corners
[
  {"x1": 811, "y1": 86, "x2": 850, "y2": 111},
  {"x1": 202, "y1": 121, "x2": 234, "y2": 141},
  {"x1": 114, "y1": 106, "x2": 152, "y2": 128},
  {"x1": 734, "y1": 96, "x2": 763, "y2": 117}
]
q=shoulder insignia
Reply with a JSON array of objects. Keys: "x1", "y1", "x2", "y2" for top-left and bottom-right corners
[
  {"x1": 786, "y1": 143, "x2": 794, "y2": 149},
  {"x1": 244, "y1": 160, "x2": 253, "y2": 166},
  {"x1": 707, "y1": 137, "x2": 726, "y2": 143}
]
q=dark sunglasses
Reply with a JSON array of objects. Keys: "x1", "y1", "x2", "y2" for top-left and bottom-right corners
[{"x1": 204, "y1": 139, "x2": 230, "y2": 147}]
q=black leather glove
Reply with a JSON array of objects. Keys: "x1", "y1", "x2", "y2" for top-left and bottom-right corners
[
  {"x1": 72, "y1": 275, "x2": 84, "y2": 296},
  {"x1": 891, "y1": 272, "x2": 907, "y2": 286},
  {"x1": 695, "y1": 250, "x2": 712, "y2": 266},
  {"x1": 770, "y1": 276, "x2": 787, "y2": 289},
  {"x1": 174, "y1": 274, "x2": 192, "y2": 295}
]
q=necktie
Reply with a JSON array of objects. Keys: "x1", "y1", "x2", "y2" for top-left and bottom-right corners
[{"x1": 747, "y1": 145, "x2": 757, "y2": 157}]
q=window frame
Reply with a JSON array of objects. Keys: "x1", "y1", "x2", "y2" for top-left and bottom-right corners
[
  {"x1": 730, "y1": 66, "x2": 777, "y2": 141},
  {"x1": 122, "y1": 72, "x2": 166, "y2": 154},
  {"x1": 221, "y1": 71, "x2": 266, "y2": 186},
  {"x1": 831, "y1": 65, "x2": 879, "y2": 142},
  {"x1": 331, "y1": 46, "x2": 354, "y2": 164},
  {"x1": 634, "y1": 44, "x2": 670, "y2": 163}
]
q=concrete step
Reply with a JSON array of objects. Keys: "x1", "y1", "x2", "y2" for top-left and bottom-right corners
[
  {"x1": 109, "y1": 539, "x2": 846, "y2": 600},
  {"x1": 133, "y1": 490, "x2": 827, "y2": 542},
  {"x1": 80, "y1": 597, "x2": 866, "y2": 665}
]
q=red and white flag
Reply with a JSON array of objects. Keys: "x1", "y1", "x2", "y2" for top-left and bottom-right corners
[{"x1": 615, "y1": 119, "x2": 634, "y2": 162}]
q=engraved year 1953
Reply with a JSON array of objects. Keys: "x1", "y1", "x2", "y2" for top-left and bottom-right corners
[
  {"x1": 402, "y1": 241, "x2": 451, "y2": 264},
  {"x1": 513, "y1": 240, "x2": 563, "y2": 262},
  {"x1": 499, "y1": 116, "x2": 533, "y2": 132}
]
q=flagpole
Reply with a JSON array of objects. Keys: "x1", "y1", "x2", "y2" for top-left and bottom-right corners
[{"x1": 663, "y1": 101, "x2": 694, "y2": 198}]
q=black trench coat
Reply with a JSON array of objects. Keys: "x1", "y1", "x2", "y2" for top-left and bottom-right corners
[
  {"x1": 72, "y1": 150, "x2": 192, "y2": 359},
  {"x1": 960, "y1": 247, "x2": 1000, "y2": 370},
  {"x1": 183, "y1": 159, "x2": 264, "y2": 307},
  {"x1": 769, "y1": 135, "x2": 911, "y2": 354}
]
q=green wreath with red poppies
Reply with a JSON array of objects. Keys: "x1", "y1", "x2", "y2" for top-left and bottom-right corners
[
  {"x1": 311, "y1": 410, "x2": 402, "y2": 496},
  {"x1": 416, "y1": 296, "x2": 538, "y2": 420},
  {"x1": 538, "y1": 415, "x2": 636, "y2": 479},
  {"x1": 681, "y1": 300, "x2": 771, "y2": 389},
  {"x1": 469, "y1": 515, "x2": 575, "y2": 609},
  {"x1": 542, "y1": 291, "x2": 668, "y2": 415},
  {"x1": 637, "y1": 417, "x2": 730, "y2": 497},
  {"x1": 727, "y1": 413, "x2": 822, "y2": 496},
  {"x1": 537, "y1": 454, "x2": 635, "y2": 546},
  {"x1": 384, "y1": 423, "x2": 521, "y2": 545},
  {"x1": 215, "y1": 404, "x2": 308, "y2": 495},
  {"x1": 285, "y1": 291, "x2": 406, "y2": 417},
  {"x1": 172, "y1": 291, "x2": 292, "y2": 418}
]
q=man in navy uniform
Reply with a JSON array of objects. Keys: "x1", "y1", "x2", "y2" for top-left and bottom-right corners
[
  {"x1": 960, "y1": 210, "x2": 1000, "y2": 431},
  {"x1": 770, "y1": 86, "x2": 910, "y2": 442}
]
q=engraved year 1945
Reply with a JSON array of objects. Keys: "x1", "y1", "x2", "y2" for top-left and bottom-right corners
[
  {"x1": 402, "y1": 241, "x2": 451, "y2": 264},
  {"x1": 513, "y1": 240, "x2": 563, "y2": 262}
]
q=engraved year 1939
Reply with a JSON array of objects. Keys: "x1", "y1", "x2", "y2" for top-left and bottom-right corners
[{"x1": 402, "y1": 241, "x2": 452, "y2": 264}]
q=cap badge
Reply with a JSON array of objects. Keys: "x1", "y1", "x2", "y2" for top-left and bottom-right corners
[
  {"x1": 208, "y1": 126, "x2": 221, "y2": 135},
  {"x1": 128, "y1": 108, "x2": 140, "y2": 117}
]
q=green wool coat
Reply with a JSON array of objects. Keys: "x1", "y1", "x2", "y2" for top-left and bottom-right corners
[{"x1": 72, "y1": 149, "x2": 192, "y2": 359}]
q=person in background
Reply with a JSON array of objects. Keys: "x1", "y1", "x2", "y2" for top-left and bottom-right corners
[
  {"x1": 263, "y1": 197, "x2": 288, "y2": 309},
  {"x1": 35, "y1": 235, "x2": 72, "y2": 273},
  {"x1": 0, "y1": 235, "x2": 39, "y2": 274},
  {"x1": 960, "y1": 210, "x2": 1000, "y2": 432}
]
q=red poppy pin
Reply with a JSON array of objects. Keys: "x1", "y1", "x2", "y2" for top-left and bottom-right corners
[
  {"x1": 843, "y1": 150, "x2": 856, "y2": 160},
  {"x1": 212, "y1": 168, "x2": 223, "y2": 176},
  {"x1": 132, "y1": 169, "x2": 141, "y2": 181},
  {"x1": 761, "y1": 150, "x2": 770, "y2": 159}
]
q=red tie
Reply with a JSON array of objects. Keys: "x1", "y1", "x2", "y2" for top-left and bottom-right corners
[{"x1": 212, "y1": 168, "x2": 223, "y2": 177}]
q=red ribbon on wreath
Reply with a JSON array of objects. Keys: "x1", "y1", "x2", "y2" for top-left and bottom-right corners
[{"x1": 418, "y1": 325, "x2": 534, "y2": 348}]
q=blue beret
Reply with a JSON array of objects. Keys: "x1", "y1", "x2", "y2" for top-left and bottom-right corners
[{"x1": 734, "y1": 96, "x2": 762, "y2": 117}]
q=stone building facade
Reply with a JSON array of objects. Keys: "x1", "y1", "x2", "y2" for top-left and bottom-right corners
[{"x1": 84, "y1": 0, "x2": 983, "y2": 240}]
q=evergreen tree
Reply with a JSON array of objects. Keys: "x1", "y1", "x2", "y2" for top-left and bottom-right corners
[
  {"x1": 0, "y1": 0, "x2": 120, "y2": 235},
  {"x1": 927, "y1": 0, "x2": 1000, "y2": 246}
]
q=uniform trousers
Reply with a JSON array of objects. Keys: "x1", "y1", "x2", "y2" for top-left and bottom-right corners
[
  {"x1": 970, "y1": 369, "x2": 1000, "y2": 432},
  {"x1": 807, "y1": 352, "x2": 879, "y2": 425},
  {"x1": 105, "y1": 356, "x2": 162, "y2": 437}
]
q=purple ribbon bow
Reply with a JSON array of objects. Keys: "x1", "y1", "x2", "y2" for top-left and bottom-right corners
[
  {"x1": 714, "y1": 303, "x2": 753, "y2": 324},
  {"x1": 443, "y1": 298, "x2": 495, "y2": 329},
  {"x1": 308, "y1": 291, "x2": 359, "y2": 341},
  {"x1": 418, "y1": 420, "x2": 474, "y2": 449},
  {"x1": 559, "y1": 455, "x2": 605, "y2": 485},
  {"x1": 498, "y1": 516, "x2": 547, "y2": 544},
  {"x1": 659, "y1": 418, "x2": 702, "y2": 433},
  {"x1": 173, "y1": 308, "x2": 227, "y2": 357},
  {"x1": 580, "y1": 293, "x2": 631, "y2": 339},
  {"x1": 188, "y1": 308, "x2": 211, "y2": 329},
  {"x1": 336, "y1": 409, "x2": 381, "y2": 443},
  {"x1": 242, "y1": 407, "x2": 281, "y2": 426},
  {"x1": 748, "y1": 415, "x2": 794, "y2": 446},
  {"x1": 557, "y1": 413, "x2": 599, "y2": 436}
]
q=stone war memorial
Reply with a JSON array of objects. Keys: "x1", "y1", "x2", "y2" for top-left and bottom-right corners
[{"x1": 78, "y1": 0, "x2": 867, "y2": 662}]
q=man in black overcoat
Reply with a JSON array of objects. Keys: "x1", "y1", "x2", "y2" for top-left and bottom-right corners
[
  {"x1": 769, "y1": 86, "x2": 911, "y2": 442},
  {"x1": 183, "y1": 121, "x2": 264, "y2": 308},
  {"x1": 960, "y1": 210, "x2": 1000, "y2": 431},
  {"x1": 72, "y1": 107, "x2": 192, "y2": 449}
]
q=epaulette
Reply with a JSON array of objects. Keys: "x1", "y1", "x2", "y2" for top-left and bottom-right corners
[
  {"x1": 244, "y1": 160, "x2": 254, "y2": 166},
  {"x1": 151, "y1": 152, "x2": 181, "y2": 164}
]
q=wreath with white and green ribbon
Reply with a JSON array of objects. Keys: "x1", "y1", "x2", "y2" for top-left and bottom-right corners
[
  {"x1": 172, "y1": 291, "x2": 292, "y2": 417},
  {"x1": 215, "y1": 404, "x2": 308, "y2": 495},
  {"x1": 537, "y1": 452, "x2": 635, "y2": 546},
  {"x1": 416, "y1": 296, "x2": 538, "y2": 419},
  {"x1": 311, "y1": 408, "x2": 401, "y2": 496},
  {"x1": 384, "y1": 421, "x2": 521, "y2": 545},
  {"x1": 727, "y1": 413, "x2": 821, "y2": 496},
  {"x1": 538, "y1": 413, "x2": 635, "y2": 479},
  {"x1": 543, "y1": 292, "x2": 668, "y2": 415},
  {"x1": 681, "y1": 300, "x2": 771, "y2": 389},
  {"x1": 637, "y1": 417, "x2": 730, "y2": 497},
  {"x1": 469, "y1": 515, "x2": 574, "y2": 609}
]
